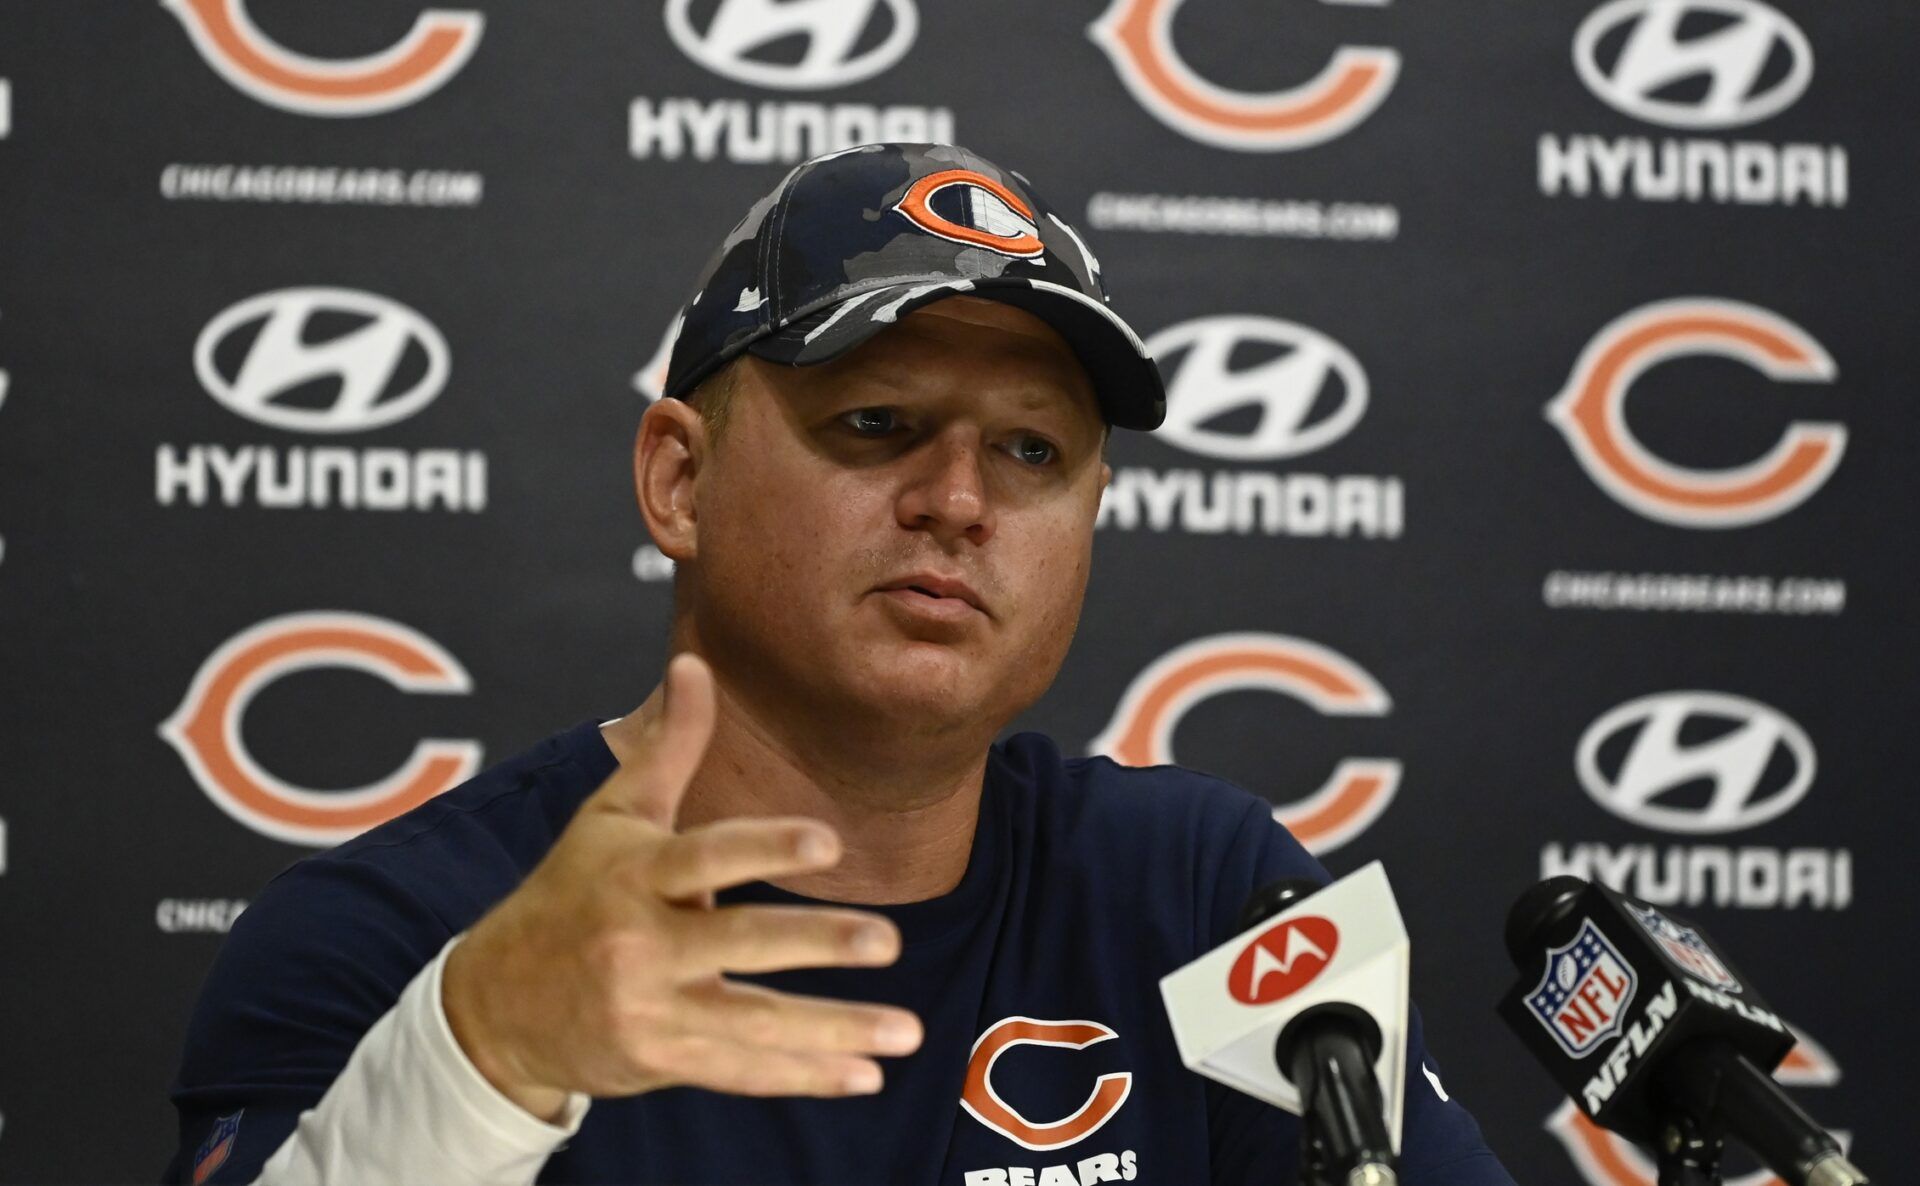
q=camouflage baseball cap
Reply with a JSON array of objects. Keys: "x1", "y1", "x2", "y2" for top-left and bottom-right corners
[{"x1": 660, "y1": 143, "x2": 1166, "y2": 431}]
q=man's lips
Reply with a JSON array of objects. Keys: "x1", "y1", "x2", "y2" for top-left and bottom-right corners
[{"x1": 873, "y1": 572, "x2": 989, "y2": 617}]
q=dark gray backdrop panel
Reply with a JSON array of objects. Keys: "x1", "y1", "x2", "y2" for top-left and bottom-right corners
[{"x1": 0, "y1": 0, "x2": 1912, "y2": 1181}]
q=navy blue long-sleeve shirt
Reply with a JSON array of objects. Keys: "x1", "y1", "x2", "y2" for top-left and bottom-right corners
[{"x1": 166, "y1": 720, "x2": 1515, "y2": 1185}]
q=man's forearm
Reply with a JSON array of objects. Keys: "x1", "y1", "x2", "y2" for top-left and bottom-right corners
[{"x1": 249, "y1": 935, "x2": 590, "y2": 1186}]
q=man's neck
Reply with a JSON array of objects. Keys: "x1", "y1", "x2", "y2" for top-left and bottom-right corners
[{"x1": 602, "y1": 668, "x2": 989, "y2": 906}]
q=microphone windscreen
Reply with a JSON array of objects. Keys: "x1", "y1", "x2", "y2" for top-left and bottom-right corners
[
  {"x1": 1237, "y1": 878, "x2": 1323, "y2": 933},
  {"x1": 1503, "y1": 875, "x2": 1589, "y2": 970}
]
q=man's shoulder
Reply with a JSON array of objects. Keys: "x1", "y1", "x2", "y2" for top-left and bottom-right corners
[
  {"x1": 250, "y1": 717, "x2": 616, "y2": 938},
  {"x1": 171, "y1": 718, "x2": 619, "y2": 1102},
  {"x1": 988, "y1": 731, "x2": 1324, "y2": 959},
  {"x1": 332, "y1": 717, "x2": 611, "y2": 856},
  {"x1": 991, "y1": 730, "x2": 1275, "y2": 846}
]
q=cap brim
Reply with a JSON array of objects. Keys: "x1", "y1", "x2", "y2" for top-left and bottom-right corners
[{"x1": 747, "y1": 277, "x2": 1166, "y2": 431}]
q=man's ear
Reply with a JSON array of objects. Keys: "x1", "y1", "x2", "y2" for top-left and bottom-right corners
[{"x1": 635, "y1": 398, "x2": 706, "y2": 563}]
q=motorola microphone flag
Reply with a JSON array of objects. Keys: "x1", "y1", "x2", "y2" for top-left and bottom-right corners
[{"x1": 1158, "y1": 860, "x2": 1410, "y2": 1147}]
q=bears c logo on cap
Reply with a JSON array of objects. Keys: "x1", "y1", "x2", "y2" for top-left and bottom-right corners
[
  {"x1": 160, "y1": 611, "x2": 482, "y2": 846},
  {"x1": 162, "y1": 0, "x2": 484, "y2": 117},
  {"x1": 960, "y1": 1017, "x2": 1133, "y2": 1151},
  {"x1": 893, "y1": 169, "x2": 1045, "y2": 259}
]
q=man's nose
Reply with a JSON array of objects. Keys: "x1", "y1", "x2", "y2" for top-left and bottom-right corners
[{"x1": 896, "y1": 429, "x2": 994, "y2": 546}]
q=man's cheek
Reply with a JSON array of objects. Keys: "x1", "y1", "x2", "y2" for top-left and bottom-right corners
[{"x1": 1038, "y1": 547, "x2": 1093, "y2": 647}]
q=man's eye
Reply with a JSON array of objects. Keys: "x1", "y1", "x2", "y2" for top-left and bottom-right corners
[
  {"x1": 1010, "y1": 435, "x2": 1058, "y2": 466},
  {"x1": 841, "y1": 408, "x2": 897, "y2": 436}
]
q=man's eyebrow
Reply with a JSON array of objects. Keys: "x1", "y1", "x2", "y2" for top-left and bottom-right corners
[
  {"x1": 814, "y1": 366, "x2": 912, "y2": 398},
  {"x1": 1011, "y1": 386, "x2": 1091, "y2": 412},
  {"x1": 817, "y1": 364, "x2": 1098, "y2": 425}
]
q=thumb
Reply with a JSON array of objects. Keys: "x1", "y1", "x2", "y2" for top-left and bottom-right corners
[{"x1": 591, "y1": 652, "x2": 717, "y2": 827}]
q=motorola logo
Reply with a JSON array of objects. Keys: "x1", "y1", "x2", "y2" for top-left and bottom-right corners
[
  {"x1": 663, "y1": 0, "x2": 918, "y2": 90},
  {"x1": 1575, "y1": 691, "x2": 1815, "y2": 835},
  {"x1": 1573, "y1": 0, "x2": 1813, "y2": 131},
  {"x1": 1228, "y1": 917, "x2": 1339, "y2": 1005},
  {"x1": 194, "y1": 287, "x2": 449, "y2": 434},
  {"x1": 1147, "y1": 315, "x2": 1369, "y2": 462}
]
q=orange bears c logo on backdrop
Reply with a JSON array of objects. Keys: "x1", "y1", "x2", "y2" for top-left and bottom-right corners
[
  {"x1": 161, "y1": 0, "x2": 484, "y2": 117},
  {"x1": 1091, "y1": 633, "x2": 1400, "y2": 855},
  {"x1": 894, "y1": 169, "x2": 1046, "y2": 259},
  {"x1": 1547, "y1": 1032, "x2": 1845, "y2": 1186},
  {"x1": 1546, "y1": 298, "x2": 1844, "y2": 529},
  {"x1": 159, "y1": 612, "x2": 482, "y2": 846},
  {"x1": 1087, "y1": 0, "x2": 1399, "y2": 151},
  {"x1": 960, "y1": 1017, "x2": 1133, "y2": 1152}
]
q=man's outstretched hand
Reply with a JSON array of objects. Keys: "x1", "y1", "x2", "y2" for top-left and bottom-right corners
[{"x1": 442, "y1": 654, "x2": 923, "y2": 1122}]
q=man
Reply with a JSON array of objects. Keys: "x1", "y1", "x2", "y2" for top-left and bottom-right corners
[{"x1": 166, "y1": 143, "x2": 1515, "y2": 1185}]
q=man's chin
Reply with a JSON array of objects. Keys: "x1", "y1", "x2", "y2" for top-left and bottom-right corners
[{"x1": 836, "y1": 642, "x2": 1000, "y2": 728}]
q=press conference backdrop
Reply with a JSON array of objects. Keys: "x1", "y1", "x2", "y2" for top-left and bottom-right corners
[{"x1": 1, "y1": 0, "x2": 1914, "y2": 1181}]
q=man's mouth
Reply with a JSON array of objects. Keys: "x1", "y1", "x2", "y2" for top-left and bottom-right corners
[{"x1": 874, "y1": 572, "x2": 989, "y2": 618}]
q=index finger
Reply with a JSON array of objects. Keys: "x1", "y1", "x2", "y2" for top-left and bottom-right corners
[
  {"x1": 682, "y1": 904, "x2": 900, "y2": 976},
  {"x1": 650, "y1": 817, "x2": 842, "y2": 900}
]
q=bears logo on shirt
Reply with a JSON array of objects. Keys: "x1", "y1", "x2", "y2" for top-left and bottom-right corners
[{"x1": 960, "y1": 1017, "x2": 1133, "y2": 1151}]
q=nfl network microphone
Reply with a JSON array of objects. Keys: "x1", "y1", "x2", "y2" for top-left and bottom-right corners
[
  {"x1": 1160, "y1": 861, "x2": 1409, "y2": 1186},
  {"x1": 1498, "y1": 876, "x2": 1868, "y2": 1186}
]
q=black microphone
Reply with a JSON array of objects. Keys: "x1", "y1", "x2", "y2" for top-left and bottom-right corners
[
  {"x1": 1242, "y1": 879, "x2": 1399, "y2": 1186},
  {"x1": 1497, "y1": 876, "x2": 1867, "y2": 1186}
]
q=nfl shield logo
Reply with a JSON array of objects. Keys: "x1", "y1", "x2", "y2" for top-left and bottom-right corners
[
  {"x1": 1524, "y1": 919, "x2": 1639, "y2": 1058},
  {"x1": 1627, "y1": 903, "x2": 1742, "y2": 992},
  {"x1": 192, "y1": 1109, "x2": 243, "y2": 1184}
]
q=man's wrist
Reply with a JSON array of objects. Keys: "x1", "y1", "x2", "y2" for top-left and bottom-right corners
[{"x1": 441, "y1": 931, "x2": 575, "y2": 1125}]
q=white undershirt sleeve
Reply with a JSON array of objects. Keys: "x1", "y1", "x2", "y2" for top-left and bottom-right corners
[{"x1": 250, "y1": 934, "x2": 592, "y2": 1186}]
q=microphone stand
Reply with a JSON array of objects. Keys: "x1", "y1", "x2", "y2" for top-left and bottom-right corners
[
  {"x1": 1234, "y1": 882, "x2": 1400, "y2": 1186},
  {"x1": 1282, "y1": 1022, "x2": 1398, "y2": 1186},
  {"x1": 1658, "y1": 1042, "x2": 1870, "y2": 1186},
  {"x1": 1653, "y1": 1111, "x2": 1723, "y2": 1186}
]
